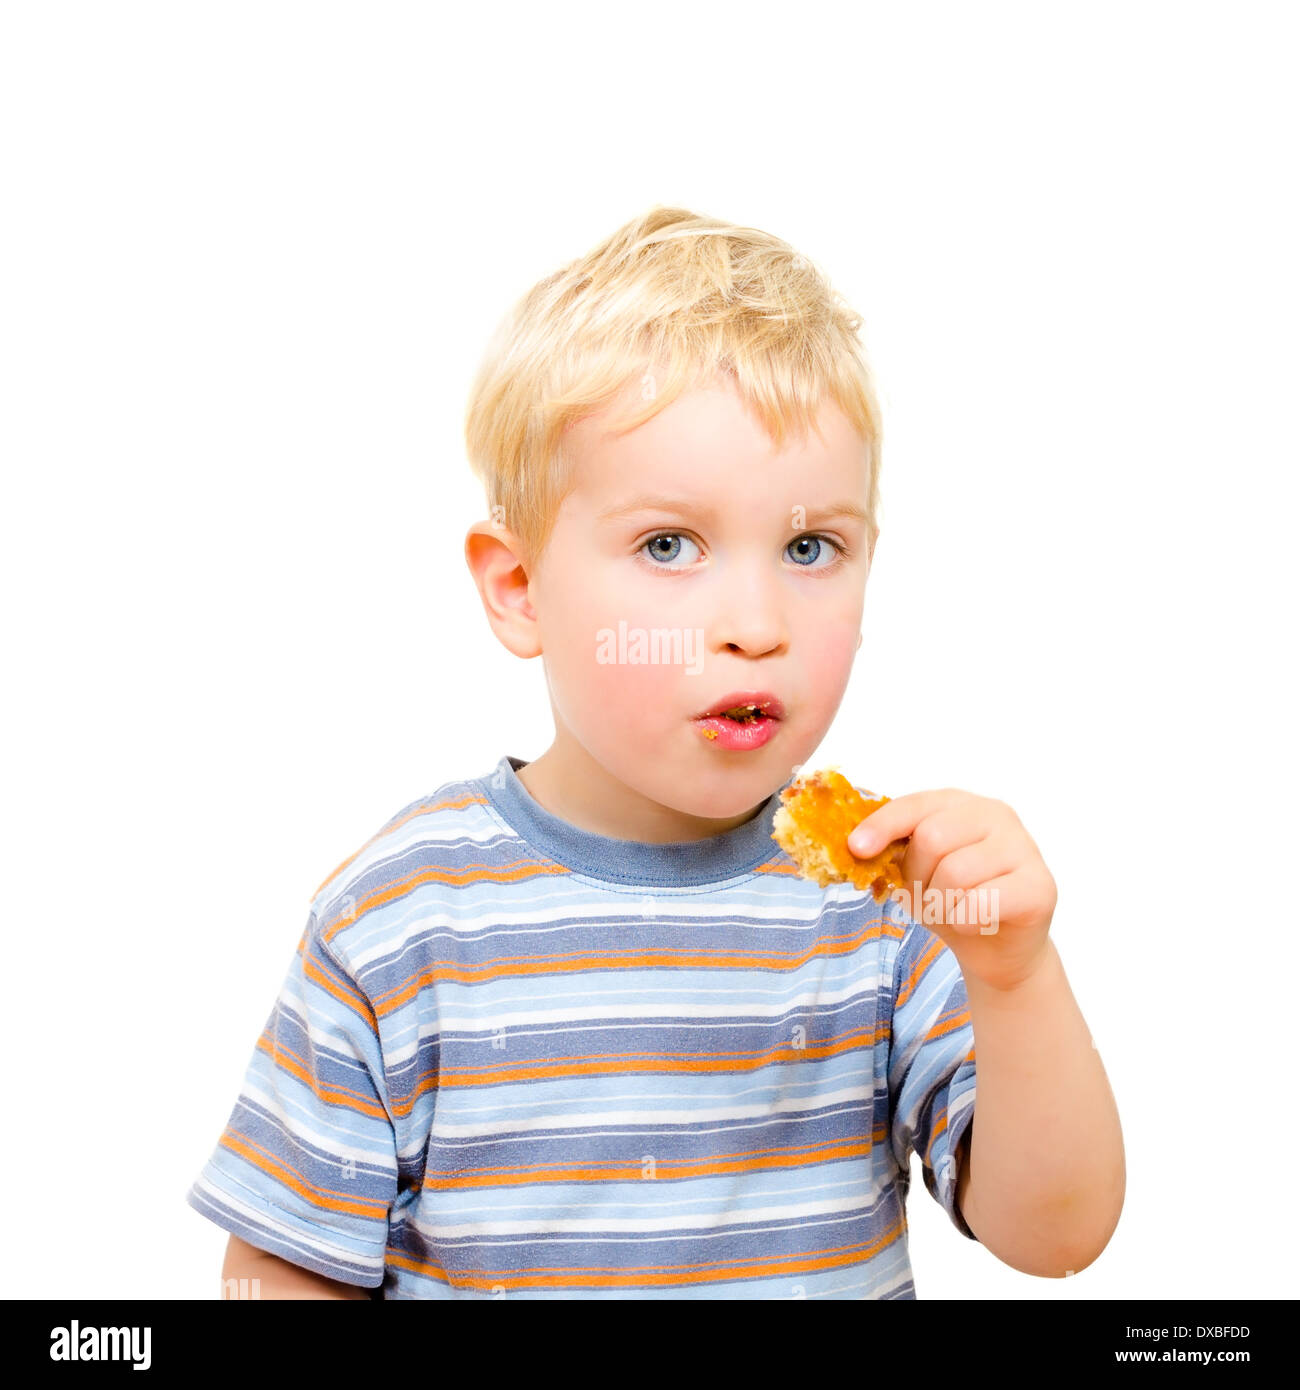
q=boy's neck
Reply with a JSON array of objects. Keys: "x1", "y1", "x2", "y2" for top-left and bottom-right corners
[{"x1": 516, "y1": 735, "x2": 769, "y2": 844}]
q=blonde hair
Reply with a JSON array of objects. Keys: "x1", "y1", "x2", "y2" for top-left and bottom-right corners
[{"x1": 464, "y1": 205, "x2": 884, "y2": 568}]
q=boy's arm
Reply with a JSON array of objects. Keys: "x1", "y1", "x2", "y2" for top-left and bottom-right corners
[
  {"x1": 856, "y1": 788, "x2": 1124, "y2": 1275},
  {"x1": 956, "y1": 940, "x2": 1125, "y2": 1276},
  {"x1": 221, "y1": 1234, "x2": 371, "y2": 1301}
]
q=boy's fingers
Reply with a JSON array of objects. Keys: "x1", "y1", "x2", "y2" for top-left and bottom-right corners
[
  {"x1": 898, "y1": 805, "x2": 994, "y2": 893},
  {"x1": 847, "y1": 788, "x2": 966, "y2": 855}
]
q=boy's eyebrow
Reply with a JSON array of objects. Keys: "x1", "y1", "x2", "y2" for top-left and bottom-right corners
[
  {"x1": 598, "y1": 494, "x2": 870, "y2": 526},
  {"x1": 597, "y1": 494, "x2": 715, "y2": 522},
  {"x1": 797, "y1": 501, "x2": 871, "y2": 527}
]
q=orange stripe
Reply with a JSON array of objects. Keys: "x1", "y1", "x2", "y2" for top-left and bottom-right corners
[
  {"x1": 255, "y1": 1031, "x2": 390, "y2": 1120},
  {"x1": 422, "y1": 1142, "x2": 872, "y2": 1190},
  {"x1": 894, "y1": 935, "x2": 944, "y2": 1009},
  {"x1": 924, "y1": 1004, "x2": 971, "y2": 1044},
  {"x1": 321, "y1": 857, "x2": 903, "y2": 950},
  {"x1": 382, "y1": 1216, "x2": 906, "y2": 1291},
  {"x1": 925, "y1": 1107, "x2": 949, "y2": 1168},
  {"x1": 373, "y1": 918, "x2": 894, "y2": 1016},
  {"x1": 311, "y1": 792, "x2": 492, "y2": 900},
  {"x1": 433, "y1": 1020, "x2": 889, "y2": 1089},
  {"x1": 301, "y1": 948, "x2": 377, "y2": 1029},
  {"x1": 320, "y1": 859, "x2": 568, "y2": 947},
  {"x1": 418, "y1": 1127, "x2": 889, "y2": 1190},
  {"x1": 218, "y1": 1127, "x2": 389, "y2": 1220}
]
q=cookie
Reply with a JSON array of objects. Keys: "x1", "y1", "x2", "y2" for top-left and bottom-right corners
[{"x1": 771, "y1": 768, "x2": 909, "y2": 902}]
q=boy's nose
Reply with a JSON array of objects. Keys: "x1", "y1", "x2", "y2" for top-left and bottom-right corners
[{"x1": 706, "y1": 573, "x2": 788, "y2": 657}]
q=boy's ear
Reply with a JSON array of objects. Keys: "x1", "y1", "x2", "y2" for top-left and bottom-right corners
[{"x1": 464, "y1": 521, "x2": 542, "y2": 659}]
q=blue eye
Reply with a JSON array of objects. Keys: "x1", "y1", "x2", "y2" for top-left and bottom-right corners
[
  {"x1": 786, "y1": 534, "x2": 840, "y2": 568},
  {"x1": 642, "y1": 533, "x2": 702, "y2": 566}
]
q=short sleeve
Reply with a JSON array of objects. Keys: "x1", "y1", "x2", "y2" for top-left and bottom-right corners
[
  {"x1": 185, "y1": 910, "x2": 399, "y2": 1287},
  {"x1": 887, "y1": 910, "x2": 979, "y2": 1241}
]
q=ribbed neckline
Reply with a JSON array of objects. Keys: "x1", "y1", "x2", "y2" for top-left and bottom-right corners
[{"x1": 475, "y1": 755, "x2": 791, "y2": 887}]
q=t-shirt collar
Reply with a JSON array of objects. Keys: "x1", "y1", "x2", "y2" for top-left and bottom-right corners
[{"x1": 477, "y1": 754, "x2": 790, "y2": 887}]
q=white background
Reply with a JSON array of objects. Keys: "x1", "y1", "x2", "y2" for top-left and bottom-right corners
[{"x1": 2, "y1": 1, "x2": 1296, "y2": 1301}]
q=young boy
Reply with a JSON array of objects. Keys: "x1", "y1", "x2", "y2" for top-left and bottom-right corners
[{"x1": 187, "y1": 206, "x2": 1124, "y2": 1300}]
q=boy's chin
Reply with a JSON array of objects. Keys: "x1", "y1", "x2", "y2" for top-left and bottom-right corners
[{"x1": 621, "y1": 755, "x2": 791, "y2": 823}]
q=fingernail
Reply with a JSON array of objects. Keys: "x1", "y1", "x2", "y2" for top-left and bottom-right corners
[{"x1": 851, "y1": 831, "x2": 877, "y2": 855}]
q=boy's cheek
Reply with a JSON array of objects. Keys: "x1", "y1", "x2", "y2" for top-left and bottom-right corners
[
  {"x1": 570, "y1": 644, "x2": 693, "y2": 727},
  {"x1": 795, "y1": 611, "x2": 861, "y2": 706}
]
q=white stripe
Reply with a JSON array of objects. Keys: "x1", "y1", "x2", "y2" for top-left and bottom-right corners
[
  {"x1": 382, "y1": 973, "x2": 894, "y2": 1062},
  {"x1": 312, "y1": 804, "x2": 508, "y2": 907},
  {"x1": 343, "y1": 894, "x2": 861, "y2": 971},
  {"x1": 428, "y1": 1081, "x2": 876, "y2": 1138},
  {"x1": 410, "y1": 1188, "x2": 898, "y2": 1240},
  {"x1": 190, "y1": 1172, "x2": 383, "y2": 1271},
  {"x1": 427, "y1": 1069, "x2": 886, "y2": 1115},
  {"x1": 239, "y1": 1077, "x2": 397, "y2": 1168},
  {"x1": 417, "y1": 1168, "x2": 891, "y2": 1220}
]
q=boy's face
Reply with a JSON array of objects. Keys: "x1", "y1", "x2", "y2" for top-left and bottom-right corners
[{"x1": 517, "y1": 373, "x2": 872, "y2": 827}]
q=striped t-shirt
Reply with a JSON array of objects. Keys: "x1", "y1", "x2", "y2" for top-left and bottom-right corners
[{"x1": 187, "y1": 754, "x2": 978, "y2": 1299}]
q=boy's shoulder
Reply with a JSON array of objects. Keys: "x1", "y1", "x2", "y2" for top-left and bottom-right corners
[{"x1": 306, "y1": 761, "x2": 515, "y2": 947}]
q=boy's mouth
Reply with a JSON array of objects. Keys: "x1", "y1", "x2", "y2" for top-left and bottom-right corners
[
  {"x1": 693, "y1": 692, "x2": 784, "y2": 750},
  {"x1": 693, "y1": 692, "x2": 785, "y2": 723}
]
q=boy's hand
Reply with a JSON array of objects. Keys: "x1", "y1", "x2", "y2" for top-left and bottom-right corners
[{"x1": 848, "y1": 789, "x2": 1057, "y2": 993}]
